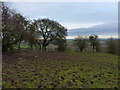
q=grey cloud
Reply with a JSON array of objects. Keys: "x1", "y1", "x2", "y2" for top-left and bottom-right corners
[{"x1": 68, "y1": 22, "x2": 118, "y2": 36}]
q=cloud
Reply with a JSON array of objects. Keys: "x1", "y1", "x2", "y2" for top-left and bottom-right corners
[
  {"x1": 5, "y1": 0, "x2": 119, "y2": 2},
  {"x1": 67, "y1": 22, "x2": 118, "y2": 38},
  {"x1": 32, "y1": 16, "x2": 48, "y2": 20},
  {"x1": 98, "y1": 35, "x2": 118, "y2": 38},
  {"x1": 9, "y1": 2, "x2": 117, "y2": 39},
  {"x1": 61, "y1": 22, "x2": 104, "y2": 29},
  {"x1": 10, "y1": 2, "x2": 117, "y2": 24}
]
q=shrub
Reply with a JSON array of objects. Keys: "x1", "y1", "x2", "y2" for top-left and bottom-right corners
[{"x1": 106, "y1": 38, "x2": 118, "y2": 55}]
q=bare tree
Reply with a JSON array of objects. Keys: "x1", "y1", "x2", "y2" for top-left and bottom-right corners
[
  {"x1": 74, "y1": 36, "x2": 88, "y2": 52},
  {"x1": 89, "y1": 34, "x2": 100, "y2": 52}
]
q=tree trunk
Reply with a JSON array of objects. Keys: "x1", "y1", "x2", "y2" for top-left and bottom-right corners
[
  {"x1": 42, "y1": 46, "x2": 46, "y2": 51},
  {"x1": 80, "y1": 49, "x2": 83, "y2": 52},
  {"x1": 79, "y1": 48, "x2": 83, "y2": 52},
  {"x1": 30, "y1": 44, "x2": 33, "y2": 50},
  {"x1": 39, "y1": 46, "x2": 41, "y2": 50},
  {"x1": 18, "y1": 42, "x2": 21, "y2": 50},
  {"x1": 37, "y1": 42, "x2": 41, "y2": 50},
  {"x1": 2, "y1": 46, "x2": 8, "y2": 52},
  {"x1": 93, "y1": 46, "x2": 95, "y2": 52}
]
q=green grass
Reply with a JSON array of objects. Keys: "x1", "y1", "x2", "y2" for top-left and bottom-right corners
[
  {"x1": 14, "y1": 45, "x2": 31, "y2": 49},
  {"x1": 2, "y1": 52, "x2": 119, "y2": 88}
]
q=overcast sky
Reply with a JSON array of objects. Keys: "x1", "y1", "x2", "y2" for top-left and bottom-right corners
[{"x1": 10, "y1": 2, "x2": 118, "y2": 38}]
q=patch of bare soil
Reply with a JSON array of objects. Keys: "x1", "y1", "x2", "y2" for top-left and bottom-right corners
[{"x1": 2, "y1": 51, "x2": 77, "y2": 63}]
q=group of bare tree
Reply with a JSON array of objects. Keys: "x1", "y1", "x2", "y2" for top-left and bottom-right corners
[
  {"x1": 74, "y1": 35, "x2": 118, "y2": 55},
  {"x1": 2, "y1": 3, "x2": 67, "y2": 52},
  {"x1": 74, "y1": 35, "x2": 100, "y2": 52}
]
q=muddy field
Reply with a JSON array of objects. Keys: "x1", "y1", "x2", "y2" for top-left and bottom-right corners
[{"x1": 2, "y1": 51, "x2": 119, "y2": 88}]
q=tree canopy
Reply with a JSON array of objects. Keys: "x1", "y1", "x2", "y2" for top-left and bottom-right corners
[{"x1": 34, "y1": 18, "x2": 67, "y2": 50}]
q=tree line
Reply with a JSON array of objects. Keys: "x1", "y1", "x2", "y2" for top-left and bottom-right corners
[
  {"x1": 2, "y1": 3, "x2": 67, "y2": 52},
  {"x1": 74, "y1": 35, "x2": 100, "y2": 52},
  {"x1": 1, "y1": 3, "x2": 119, "y2": 55},
  {"x1": 74, "y1": 35, "x2": 119, "y2": 55}
]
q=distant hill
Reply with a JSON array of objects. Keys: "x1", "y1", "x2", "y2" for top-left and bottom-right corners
[{"x1": 68, "y1": 22, "x2": 117, "y2": 37}]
